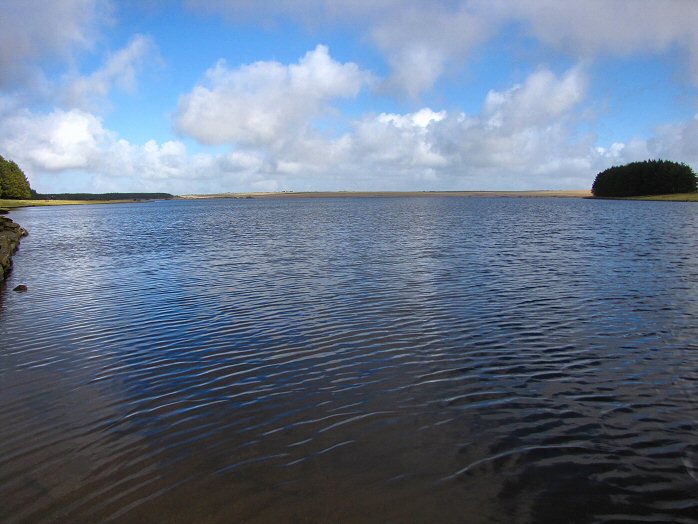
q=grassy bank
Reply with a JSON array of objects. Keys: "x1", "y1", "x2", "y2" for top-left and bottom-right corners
[{"x1": 624, "y1": 192, "x2": 698, "y2": 201}]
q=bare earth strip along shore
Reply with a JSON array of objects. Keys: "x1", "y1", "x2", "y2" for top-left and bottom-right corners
[
  {"x1": 0, "y1": 198, "x2": 160, "y2": 209},
  {"x1": 180, "y1": 190, "x2": 593, "y2": 199}
]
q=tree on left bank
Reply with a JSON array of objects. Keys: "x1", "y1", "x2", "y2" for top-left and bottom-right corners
[{"x1": 0, "y1": 155, "x2": 32, "y2": 199}]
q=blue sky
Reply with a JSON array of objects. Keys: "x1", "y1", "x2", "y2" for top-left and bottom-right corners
[{"x1": 1, "y1": 0, "x2": 697, "y2": 194}]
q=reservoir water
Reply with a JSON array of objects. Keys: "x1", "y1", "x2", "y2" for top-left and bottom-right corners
[{"x1": 2, "y1": 197, "x2": 698, "y2": 523}]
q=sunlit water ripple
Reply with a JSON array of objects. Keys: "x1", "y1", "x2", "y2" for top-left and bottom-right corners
[{"x1": 2, "y1": 197, "x2": 698, "y2": 523}]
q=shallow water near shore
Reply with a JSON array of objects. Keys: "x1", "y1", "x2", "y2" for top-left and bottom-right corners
[{"x1": 2, "y1": 196, "x2": 698, "y2": 523}]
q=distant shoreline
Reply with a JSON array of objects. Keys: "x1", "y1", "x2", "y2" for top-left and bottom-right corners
[
  {"x1": 179, "y1": 190, "x2": 593, "y2": 200},
  {"x1": 3, "y1": 190, "x2": 697, "y2": 209},
  {"x1": 0, "y1": 198, "x2": 153, "y2": 209}
]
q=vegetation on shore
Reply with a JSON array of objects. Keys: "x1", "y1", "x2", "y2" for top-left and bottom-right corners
[
  {"x1": 591, "y1": 160, "x2": 697, "y2": 197},
  {"x1": 0, "y1": 155, "x2": 32, "y2": 199},
  {"x1": 0, "y1": 154, "x2": 174, "y2": 207}
]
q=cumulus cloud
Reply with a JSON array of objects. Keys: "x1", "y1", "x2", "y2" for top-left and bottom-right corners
[
  {"x1": 175, "y1": 45, "x2": 371, "y2": 147},
  {"x1": 482, "y1": 66, "x2": 587, "y2": 129},
  {"x1": 62, "y1": 35, "x2": 159, "y2": 110},
  {"x1": 649, "y1": 116, "x2": 698, "y2": 163},
  {"x1": 596, "y1": 115, "x2": 698, "y2": 169},
  {"x1": 0, "y1": 102, "x2": 286, "y2": 193},
  {"x1": 1, "y1": 58, "x2": 694, "y2": 194},
  {"x1": 349, "y1": 108, "x2": 447, "y2": 169},
  {"x1": 186, "y1": 1, "x2": 493, "y2": 96},
  {"x1": 0, "y1": 108, "x2": 112, "y2": 171},
  {"x1": 187, "y1": 0, "x2": 698, "y2": 92},
  {"x1": 489, "y1": 0, "x2": 698, "y2": 57},
  {"x1": 482, "y1": 0, "x2": 698, "y2": 85},
  {"x1": 0, "y1": 0, "x2": 110, "y2": 90},
  {"x1": 334, "y1": 65, "x2": 594, "y2": 189},
  {"x1": 369, "y1": 5, "x2": 491, "y2": 97}
]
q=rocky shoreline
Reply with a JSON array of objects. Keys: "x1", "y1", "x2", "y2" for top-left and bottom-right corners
[{"x1": 0, "y1": 213, "x2": 28, "y2": 281}]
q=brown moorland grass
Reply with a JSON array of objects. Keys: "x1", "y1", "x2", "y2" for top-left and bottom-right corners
[
  {"x1": 0, "y1": 198, "x2": 145, "y2": 208},
  {"x1": 5, "y1": 190, "x2": 696, "y2": 209},
  {"x1": 180, "y1": 190, "x2": 593, "y2": 199}
]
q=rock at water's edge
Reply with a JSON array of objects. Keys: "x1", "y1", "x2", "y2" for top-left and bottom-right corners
[
  {"x1": 0, "y1": 215, "x2": 28, "y2": 281},
  {"x1": 13, "y1": 284, "x2": 27, "y2": 292}
]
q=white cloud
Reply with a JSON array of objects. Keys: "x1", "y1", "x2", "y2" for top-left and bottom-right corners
[
  {"x1": 185, "y1": 1, "x2": 493, "y2": 97},
  {"x1": 335, "y1": 65, "x2": 593, "y2": 189},
  {"x1": 378, "y1": 108, "x2": 446, "y2": 129},
  {"x1": 62, "y1": 35, "x2": 159, "y2": 110},
  {"x1": 1, "y1": 60, "x2": 696, "y2": 194},
  {"x1": 0, "y1": 64, "x2": 606, "y2": 192},
  {"x1": 487, "y1": 0, "x2": 698, "y2": 82},
  {"x1": 650, "y1": 116, "x2": 698, "y2": 163},
  {"x1": 0, "y1": 103, "x2": 283, "y2": 193},
  {"x1": 490, "y1": 0, "x2": 697, "y2": 55},
  {"x1": 175, "y1": 45, "x2": 371, "y2": 147},
  {"x1": 348, "y1": 108, "x2": 448, "y2": 170},
  {"x1": 369, "y1": 5, "x2": 491, "y2": 97},
  {"x1": 187, "y1": 0, "x2": 698, "y2": 93},
  {"x1": 603, "y1": 115, "x2": 698, "y2": 168},
  {"x1": 0, "y1": 0, "x2": 110, "y2": 90},
  {"x1": 482, "y1": 66, "x2": 587, "y2": 128},
  {"x1": 0, "y1": 108, "x2": 112, "y2": 171}
]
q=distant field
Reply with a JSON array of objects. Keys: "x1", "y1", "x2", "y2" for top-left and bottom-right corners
[
  {"x1": 4, "y1": 191, "x2": 696, "y2": 209},
  {"x1": 0, "y1": 193, "x2": 174, "y2": 210},
  {"x1": 181, "y1": 190, "x2": 594, "y2": 199}
]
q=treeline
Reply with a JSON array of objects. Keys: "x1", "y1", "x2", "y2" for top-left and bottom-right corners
[
  {"x1": 0, "y1": 155, "x2": 32, "y2": 199},
  {"x1": 592, "y1": 159, "x2": 697, "y2": 197},
  {"x1": 33, "y1": 192, "x2": 175, "y2": 201},
  {"x1": 1, "y1": 153, "x2": 176, "y2": 201}
]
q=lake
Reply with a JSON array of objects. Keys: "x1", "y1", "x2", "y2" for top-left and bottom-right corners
[{"x1": 2, "y1": 197, "x2": 698, "y2": 523}]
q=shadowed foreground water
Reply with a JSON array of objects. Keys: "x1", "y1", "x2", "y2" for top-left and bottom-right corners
[{"x1": 2, "y1": 197, "x2": 698, "y2": 523}]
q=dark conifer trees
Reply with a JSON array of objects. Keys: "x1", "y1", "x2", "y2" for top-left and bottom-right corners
[{"x1": 592, "y1": 160, "x2": 697, "y2": 197}]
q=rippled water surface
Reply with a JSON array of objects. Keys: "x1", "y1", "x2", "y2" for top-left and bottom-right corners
[{"x1": 2, "y1": 197, "x2": 698, "y2": 523}]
